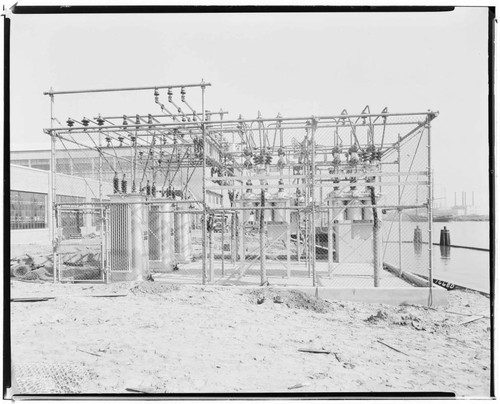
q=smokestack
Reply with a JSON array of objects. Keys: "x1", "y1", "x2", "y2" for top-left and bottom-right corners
[
  {"x1": 472, "y1": 192, "x2": 475, "y2": 206},
  {"x1": 454, "y1": 192, "x2": 457, "y2": 207}
]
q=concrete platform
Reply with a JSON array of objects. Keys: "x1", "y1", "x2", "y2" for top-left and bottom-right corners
[
  {"x1": 153, "y1": 260, "x2": 416, "y2": 288},
  {"x1": 150, "y1": 260, "x2": 447, "y2": 306}
]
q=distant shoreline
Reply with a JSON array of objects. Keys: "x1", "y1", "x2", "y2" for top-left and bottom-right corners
[
  {"x1": 385, "y1": 215, "x2": 489, "y2": 223},
  {"x1": 451, "y1": 216, "x2": 489, "y2": 222}
]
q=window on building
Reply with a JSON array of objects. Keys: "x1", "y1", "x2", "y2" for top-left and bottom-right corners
[
  {"x1": 93, "y1": 157, "x2": 113, "y2": 174},
  {"x1": 30, "y1": 159, "x2": 50, "y2": 171},
  {"x1": 10, "y1": 191, "x2": 47, "y2": 230},
  {"x1": 56, "y1": 158, "x2": 71, "y2": 173},
  {"x1": 71, "y1": 158, "x2": 93, "y2": 176},
  {"x1": 56, "y1": 195, "x2": 86, "y2": 204},
  {"x1": 11, "y1": 159, "x2": 30, "y2": 167}
]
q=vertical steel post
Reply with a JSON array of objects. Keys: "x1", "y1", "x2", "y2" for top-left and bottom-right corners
[
  {"x1": 231, "y1": 211, "x2": 239, "y2": 265},
  {"x1": 231, "y1": 212, "x2": 236, "y2": 263},
  {"x1": 221, "y1": 211, "x2": 225, "y2": 276},
  {"x1": 297, "y1": 210, "x2": 301, "y2": 263},
  {"x1": 286, "y1": 202, "x2": 291, "y2": 277},
  {"x1": 48, "y1": 92, "x2": 57, "y2": 283},
  {"x1": 209, "y1": 217, "x2": 214, "y2": 282},
  {"x1": 305, "y1": 206, "x2": 309, "y2": 275},
  {"x1": 103, "y1": 208, "x2": 110, "y2": 282},
  {"x1": 328, "y1": 207, "x2": 333, "y2": 272},
  {"x1": 201, "y1": 83, "x2": 207, "y2": 285},
  {"x1": 98, "y1": 131, "x2": 107, "y2": 282},
  {"x1": 426, "y1": 114, "x2": 434, "y2": 305},
  {"x1": 304, "y1": 138, "x2": 310, "y2": 276},
  {"x1": 239, "y1": 206, "x2": 245, "y2": 266},
  {"x1": 398, "y1": 134, "x2": 403, "y2": 276},
  {"x1": 311, "y1": 118, "x2": 317, "y2": 287},
  {"x1": 371, "y1": 184, "x2": 381, "y2": 287},
  {"x1": 260, "y1": 188, "x2": 266, "y2": 285},
  {"x1": 374, "y1": 206, "x2": 381, "y2": 286}
]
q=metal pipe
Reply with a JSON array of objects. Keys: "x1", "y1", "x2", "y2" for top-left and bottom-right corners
[
  {"x1": 311, "y1": 118, "x2": 317, "y2": 286},
  {"x1": 144, "y1": 111, "x2": 437, "y2": 125},
  {"x1": 203, "y1": 171, "x2": 427, "y2": 183},
  {"x1": 297, "y1": 210, "x2": 301, "y2": 263},
  {"x1": 47, "y1": 119, "x2": 430, "y2": 135},
  {"x1": 44, "y1": 82, "x2": 212, "y2": 96},
  {"x1": 49, "y1": 93, "x2": 57, "y2": 283},
  {"x1": 371, "y1": 185, "x2": 381, "y2": 287},
  {"x1": 327, "y1": 208, "x2": 333, "y2": 272},
  {"x1": 98, "y1": 131, "x2": 107, "y2": 282},
  {"x1": 180, "y1": 121, "x2": 430, "y2": 133},
  {"x1": 230, "y1": 212, "x2": 236, "y2": 263},
  {"x1": 398, "y1": 134, "x2": 403, "y2": 276},
  {"x1": 260, "y1": 188, "x2": 266, "y2": 285},
  {"x1": 201, "y1": 84, "x2": 207, "y2": 285},
  {"x1": 209, "y1": 216, "x2": 214, "y2": 282},
  {"x1": 98, "y1": 111, "x2": 228, "y2": 121},
  {"x1": 221, "y1": 211, "x2": 225, "y2": 276},
  {"x1": 160, "y1": 204, "x2": 173, "y2": 270},
  {"x1": 131, "y1": 197, "x2": 146, "y2": 281},
  {"x1": 427, "y1": 114, "x2": 434, "y2": 306},
  {"x1": 45, "y1": 111, "x2": 438, "y2": 133},
  {"x1": 206, "y1": 181, "x2": 427, "y2": 191},
  {"x1": 54, "y1": 202, "x2": 425, "y2": 210}
]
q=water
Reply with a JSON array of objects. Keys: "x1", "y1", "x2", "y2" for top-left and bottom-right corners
[
  {"x1": 431, "y1": 221, "x2": 490, "y2": 293},
  {"x1": 382, "y1": 221, "x2": 490, "y2": 293},
  {"x1": 432, "y1": 221, "x2": 489, "y2": 250}
]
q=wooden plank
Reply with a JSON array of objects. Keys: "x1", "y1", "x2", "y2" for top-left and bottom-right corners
[
  {"x1": 298, "y1": 348, "x2": 331, "y2": 354},
  {"x1": 77, "y1": 348, "x2": 102, "y2": 357},
  {"x1": 125, "y1": 387, "x2": 158, "y2": 394},
  {"x1": 11, "y1": 297, "x2": 55, "y2": 302},
  {"x1": 459, "y1": 316, "x2": 486, "y2": 326},
  {"x1": 376, "y1": 340, "x2": 409, "y2": 356}
]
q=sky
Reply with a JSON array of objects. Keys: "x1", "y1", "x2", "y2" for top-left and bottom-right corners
[{"x1": 8, "y1": 7, "x2": 490, "y2": 213}]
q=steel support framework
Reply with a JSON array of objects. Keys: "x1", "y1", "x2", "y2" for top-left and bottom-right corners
[{"x1": 44, "y1": 81, "x2": 437, "y2": 299}]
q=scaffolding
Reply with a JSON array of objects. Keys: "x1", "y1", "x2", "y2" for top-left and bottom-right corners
[{"x1": 43, "y1": 81, "x2": 437, "y2": 301}]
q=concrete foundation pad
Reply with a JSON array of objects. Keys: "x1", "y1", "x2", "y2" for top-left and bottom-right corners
[{"x1": 273, "y1": 286, "x2": 448, "y2": 307}]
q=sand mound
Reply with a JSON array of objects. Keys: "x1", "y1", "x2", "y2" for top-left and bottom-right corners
[
  {"x1": 248, "y1": 288, "x2": 333, "y2": 313},
  {"x1": 130, "y1": 281, "x2": 180, "y2": 296}
]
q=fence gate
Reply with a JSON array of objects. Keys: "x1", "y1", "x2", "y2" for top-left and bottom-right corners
[{"x1": 56, "y1": 204, "x2": 106, "y2": 283}]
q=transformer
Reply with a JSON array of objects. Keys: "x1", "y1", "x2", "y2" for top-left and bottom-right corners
[{"x1": 108, "y1": 194, "x2": 149, "y2": 281}]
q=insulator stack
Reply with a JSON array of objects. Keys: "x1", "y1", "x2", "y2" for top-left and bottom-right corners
[
  {"x1": 121, "y1": 175, "x2": 127, "y2": 194},
  {"x1": 113, "y1": 173, "x2": 119, "y2": 194}
]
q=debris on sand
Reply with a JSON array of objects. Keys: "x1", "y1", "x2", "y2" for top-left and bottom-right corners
[
  {"x1": 130, "y1": 282, "x2": 180, "y2": 296},
  {"x1": 365, "y1": 310, "x2": 388, "y2": 323},
  {"x1": 249, "y1": 288, "x2": 333, "y2": 313}
]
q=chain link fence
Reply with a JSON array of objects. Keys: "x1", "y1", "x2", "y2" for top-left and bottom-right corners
[
  {"x1": 56, "y1": 204, "x2": 106, "y2": 282},
  {"x1": 313, "y1": 113, "x2": 431, "y2": 288}
]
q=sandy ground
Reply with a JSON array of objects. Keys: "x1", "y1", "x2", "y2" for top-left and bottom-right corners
[{"x1": 9, "y1": 278, "x2": 491, "y2": 397}]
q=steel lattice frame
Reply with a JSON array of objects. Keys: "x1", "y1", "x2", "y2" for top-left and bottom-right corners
[{"x1": 44, "y1": 81, "x2": 437, "y2": 303}]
